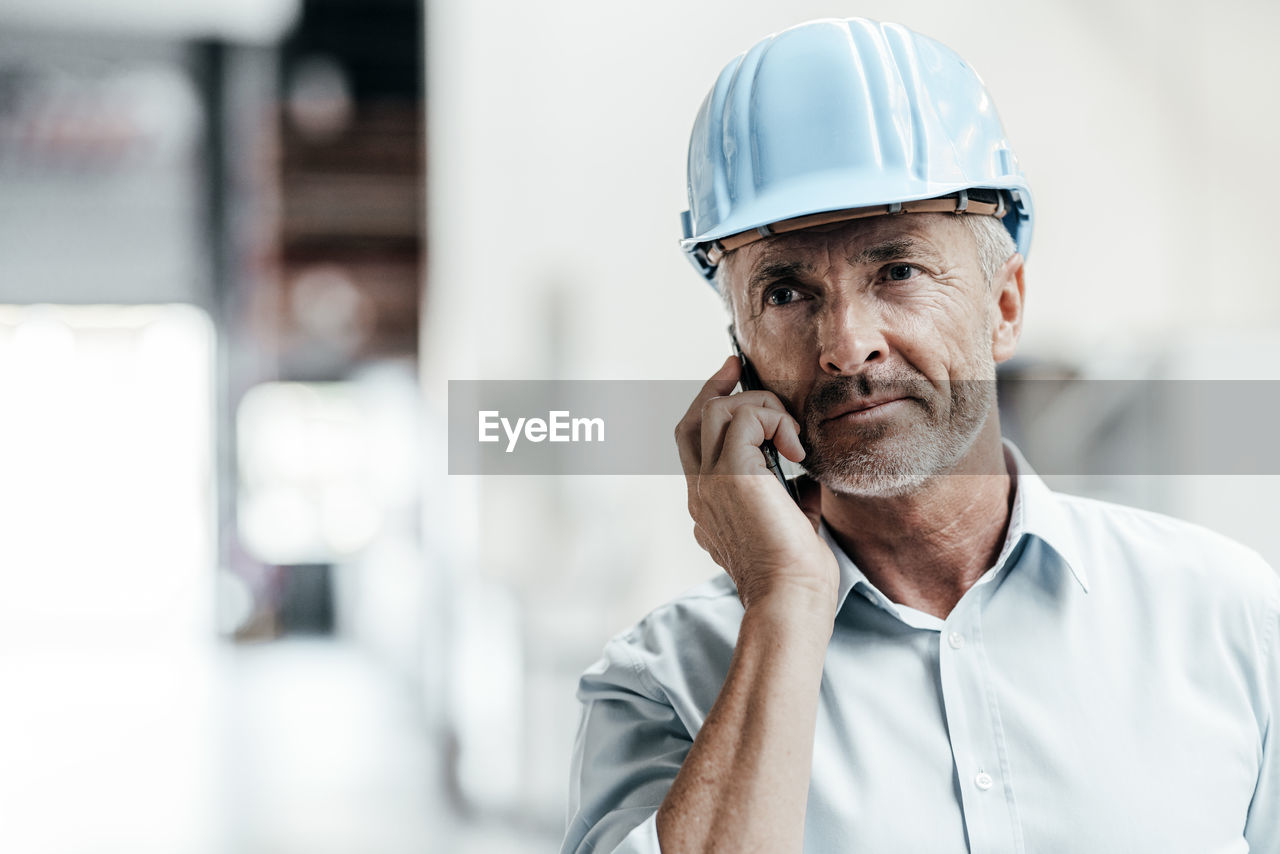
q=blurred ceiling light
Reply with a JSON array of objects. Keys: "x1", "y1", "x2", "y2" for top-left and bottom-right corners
[
  {"x1": 289, "y1": 264, "x2": 372, "y2": 356},
  {"x1": 239, "y1": 484, "x2": 323, "y2": 565},
  {"x1": 286, "y1": 55, "x2": 353, "y2": 140},
  {"x1": 9, "y1": 304, "x2": 76, "y2": 368},
  {"x1": 104, "y1": 66, "x2": 203, "y2": 161},
  {"x1": 0, "y1": 0, "x2": 300, "y2": 43},
  {"x1": 0, "y1": 303, "x2": 214, "y2": 644},
  {"x1": 350, "y1": 363, "x2": 423, "y2": 506},
  {"x1": 237, "y1": 379, "x2": 410, "y2": 565},
  {"x1": 319, "y1": 485, "x2": 381, "y2": 555}
]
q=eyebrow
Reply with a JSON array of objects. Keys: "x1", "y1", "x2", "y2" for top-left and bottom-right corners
[
  {"x1": 848, "y1": 237, "x2": 946, "y2": 267},
  {"x1": 746, "y1": 260, "x2": 812, "y2": 304}
]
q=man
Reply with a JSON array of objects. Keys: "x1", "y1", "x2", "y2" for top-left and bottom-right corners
[{"x1": 562, "y1": 19, "x2": 1279, "y2": 853}]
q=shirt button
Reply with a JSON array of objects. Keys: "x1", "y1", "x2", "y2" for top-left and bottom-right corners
[
  {"x1": 948, "y1": 631, "x2": 965, "y2": 649},
  {"x1": 974, "y1": 772, "x2": 994, "y2": 791}
]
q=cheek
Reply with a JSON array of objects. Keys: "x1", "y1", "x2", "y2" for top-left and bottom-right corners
[
  {"x1": 749, "y1": 318, "x2": 814, "y2": 377},
  {"x1": 889, "y1": 295, "x2": 989, "y2": 378},
  {"x1": 742, "y1": 323, "x2": 814, "y2": 412}
]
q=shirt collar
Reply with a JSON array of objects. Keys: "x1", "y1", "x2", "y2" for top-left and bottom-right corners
[
  {"x1": 1004, "y1": 440, "x2": 1089, "y2": 593},
  {"x1": 820, "y1": 439, "x2": 1089, "y2": 621}
]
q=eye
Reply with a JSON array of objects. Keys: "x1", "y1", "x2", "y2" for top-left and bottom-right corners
[
  {"x1": 884, "y1": 263, "x2": 921, "y2": 282},
  {"x1": 765, "y1": 285, "x2": 802, "y2": 306}
]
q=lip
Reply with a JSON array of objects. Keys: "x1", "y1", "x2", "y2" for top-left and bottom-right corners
[{"x1": 821, "y1": 396, "x2": 911, "y2": 422}]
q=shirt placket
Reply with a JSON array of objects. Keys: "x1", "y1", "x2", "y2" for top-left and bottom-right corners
[{"x1": 937, "y1": 588, "x2": 1023, "y2": 854}]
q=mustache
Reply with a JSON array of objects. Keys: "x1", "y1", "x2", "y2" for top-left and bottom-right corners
[{"x1": 803, "y1": 367, "x2": 934, "y2": 421}]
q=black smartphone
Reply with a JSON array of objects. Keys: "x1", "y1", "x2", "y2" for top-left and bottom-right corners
[{"x1": 728, "y1": 326, "x2": 802, "y2": 504}]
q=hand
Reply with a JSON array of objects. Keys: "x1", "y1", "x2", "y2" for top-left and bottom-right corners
[{"x1": 675, "y1": 356, "x2": 839, "y2": 618}]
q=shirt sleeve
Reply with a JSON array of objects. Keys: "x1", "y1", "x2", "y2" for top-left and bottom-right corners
[
  {"x1": 561, "y1": 636, "x2": 692, "y2": 854},
  {"x1": 1244, "y1": 569, "x2": 1280, "y2": 850}
]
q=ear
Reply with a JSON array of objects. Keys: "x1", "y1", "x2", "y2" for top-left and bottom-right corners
[{"x1": 990, "y1": 252, "x2": 1025, "y2": 364}]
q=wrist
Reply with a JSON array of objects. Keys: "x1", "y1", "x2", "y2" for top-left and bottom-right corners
[{"x1": 743, "y1": 583, "x2": 838, "y2": 635}]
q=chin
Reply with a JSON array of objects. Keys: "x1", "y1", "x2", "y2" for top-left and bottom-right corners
[
  {"x1": 804, "y1": 423, "x2": 977, "y2": 498},
  {"x1": 805, "y1": 449, "x2": 934, "y2": 498}
]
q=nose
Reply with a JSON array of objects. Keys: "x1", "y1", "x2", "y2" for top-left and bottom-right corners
[{"x1": 818, "y1": 298, "x2": 887, "y2": 375}]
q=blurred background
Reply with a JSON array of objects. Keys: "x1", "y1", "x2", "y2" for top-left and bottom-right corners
[{"x1": 1, "y1": 1, "x2": 1277, "y2": 851}]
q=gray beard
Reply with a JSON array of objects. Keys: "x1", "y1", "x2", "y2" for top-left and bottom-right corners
[{"x1": 798, "y1": 363, "x2": 996, "y2": 498}]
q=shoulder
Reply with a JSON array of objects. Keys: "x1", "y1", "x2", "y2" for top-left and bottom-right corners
[
  {"x1": 580, "y1": 574, "x2": 742, "y2": 714},
  {"x1": 1051, "y1": 490, "x2": 1280, "y2": 637},
  {"x1": 1056, "y1": 490, "x2": 1271, "y2": 572},
  {"x1": 613, "y1": 573, "x2": 742, "y2": 656}
]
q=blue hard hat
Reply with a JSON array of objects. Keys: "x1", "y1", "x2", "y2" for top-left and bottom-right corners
[{"x1": 680, "y1": 18, "x2": 1033, "y2": 283}]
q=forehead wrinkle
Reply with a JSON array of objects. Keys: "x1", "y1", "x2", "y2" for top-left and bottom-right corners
[{"x1": 849, "y1": 236, "x2": 947, "y2": 268}]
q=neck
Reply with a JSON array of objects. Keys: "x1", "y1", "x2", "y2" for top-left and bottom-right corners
[{"x1": 820, "y1": 419, "x2": 1014, "y2": 620}]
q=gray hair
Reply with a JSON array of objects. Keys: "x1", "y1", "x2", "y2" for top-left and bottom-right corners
[
  {"x1": 959, "y1": 213, "x2": 1018, "y2": 290},
  {"x1": 716, "y1": 213, "x2": 1017, "y2": 321}
]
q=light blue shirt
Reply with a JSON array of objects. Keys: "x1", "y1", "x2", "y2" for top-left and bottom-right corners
[{"x1": 563, "y1": 448, "x2": 1280, "y2": 853}]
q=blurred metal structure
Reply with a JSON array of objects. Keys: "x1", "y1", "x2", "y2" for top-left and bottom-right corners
[
  {"x1": 190, "y1": 0, "x2": 424, "y2": 640},
  {"x1": 276, "y1": 0, "x2": 423, "y2": 377}
]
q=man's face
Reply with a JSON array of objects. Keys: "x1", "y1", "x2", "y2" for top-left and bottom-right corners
[{"x1": 723, "y1": 213, "x2": 1020, "y2": 496}]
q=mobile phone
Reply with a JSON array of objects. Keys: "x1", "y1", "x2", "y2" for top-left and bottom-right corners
[{"x1": 728, "y1": 326, "x2": 802, "y2": 504}]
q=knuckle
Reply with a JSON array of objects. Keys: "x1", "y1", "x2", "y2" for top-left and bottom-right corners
[{"x1": 702, "y1": 395, "x2": 730, "y2": 418}]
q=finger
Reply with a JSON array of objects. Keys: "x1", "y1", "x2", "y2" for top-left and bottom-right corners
[
  {"x1": 676, "y1": 366, "x2": 788, "y2": 471},
  {"x1": 697, "y1": 390, "x2": 796, "y2": 471},
  {"x1": 675, "y1": 355, "x2": 740, "y2": 478},
  {"x1": 698, "y1": 395, "x2": 743, "y2": 470},
  {"x1": 710, "y1": 405, "x2": 796, "y2": 473},
  {"x1": 723, "y1": 390, "x2": 792, "y2": 413},
  {"x1": 771, "y1": 412, "x2": 806, "y2": 463}
]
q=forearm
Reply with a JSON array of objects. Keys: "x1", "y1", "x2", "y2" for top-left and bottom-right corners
[{"x1": 655, "y1": 590, "x2": 834, "y2": 853}]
